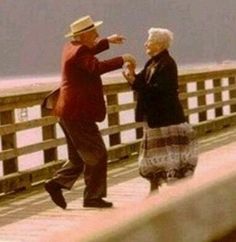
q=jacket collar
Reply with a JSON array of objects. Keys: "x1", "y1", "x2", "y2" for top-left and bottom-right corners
[{"x1": 151, "y1": 49, "x2": 169, "y2": 62}]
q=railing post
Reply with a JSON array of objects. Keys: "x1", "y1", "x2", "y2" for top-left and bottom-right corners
[
  {"x1": 41, "y1": 108, "x2": 58, "y2": 163},
  {"x1": 106, "y1": 94, "x2": 121, "y2": 146},
  {"x1": 179, "y1": 82, "x2": 189, "y2": 122},
  {"x1": 133, "y1": 92, "x2": 143, "y2": 139},
  {"x1": 197, "y1": 81, "x2": 207, "y2": 121},
  {"x1": 0, "y1": 110, "x2": 18, "y2": 174},
  {"x1": 229, "y1": 76, "x2": 236, "y2": 113},
  {"x1": 213, "y1": 78, "x2": 223, "y2": 117}
]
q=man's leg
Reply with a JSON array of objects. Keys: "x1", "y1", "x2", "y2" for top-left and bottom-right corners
[
  {"x1": 83, "y1": 147, "x2": 107, "y2": 200},
  {"x1": 83, "y1": 141, "x2": 113, "y2": 208},
  {"x1": 45, "y1": 122, "x2": 84, "y2": 209},
  {"x1": 60, "y1": 119, "x2": 112, "y2": 208},
  {"x1": 51, "y1": 123, "x2": 84, "y2": 189}
]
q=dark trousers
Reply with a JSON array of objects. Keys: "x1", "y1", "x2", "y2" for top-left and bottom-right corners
[{"x1": 50, "y1": 118, "x2": 108, "y2": 200}]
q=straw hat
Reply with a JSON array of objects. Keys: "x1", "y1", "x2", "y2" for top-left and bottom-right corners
[{"x1": 65, "y1": 15, "x2": 103, "y2": 38}]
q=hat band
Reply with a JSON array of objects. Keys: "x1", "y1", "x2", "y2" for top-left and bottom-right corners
[{"x1": 73, "y1": 24, "x2": 95, "y2": 35}]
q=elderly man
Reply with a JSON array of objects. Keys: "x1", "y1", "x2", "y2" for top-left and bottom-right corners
[{"x1": 44, "y1": 15, "x2": 135, "y2": 209}]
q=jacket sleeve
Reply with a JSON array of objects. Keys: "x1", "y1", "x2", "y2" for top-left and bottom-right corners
[
  {"x1": 76, "y1": 51, "x2": 124, "y2": 76},
  {"x1": 131, "y1": 69, "x2": 146, "y2": 91},
  {"x1": 90, "y1": 39, "x2": 109, "y2": 55}
]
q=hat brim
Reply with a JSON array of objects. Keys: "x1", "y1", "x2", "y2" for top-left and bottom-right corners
[{"x1": 64, "y1": 21, "x2": 103, "y2": 38}]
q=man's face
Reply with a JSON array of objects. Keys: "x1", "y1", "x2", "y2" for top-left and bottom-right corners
[{"x1": 80, "y1": 29, "x2": 99, "y2": 48}]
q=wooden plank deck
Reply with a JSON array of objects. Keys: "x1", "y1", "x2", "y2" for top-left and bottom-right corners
[{"x1": 1, "y1": 126, "x2": 236, "y2": 242}]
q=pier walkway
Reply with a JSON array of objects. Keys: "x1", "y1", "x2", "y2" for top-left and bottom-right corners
[{"x1": 0, "y1": 126, "x2": 236, "y2": 242}]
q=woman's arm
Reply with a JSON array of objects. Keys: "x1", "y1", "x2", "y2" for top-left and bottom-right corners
[{"x1": 122, "y1": 62, "x2": 146, "y2": 91}]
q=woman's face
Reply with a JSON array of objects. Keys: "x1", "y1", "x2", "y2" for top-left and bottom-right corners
[{"x1": 144, "y1": 38, "x2": 162, "y2": 57}]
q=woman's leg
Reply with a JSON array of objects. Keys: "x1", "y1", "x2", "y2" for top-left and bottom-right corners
[{"x1": 150, "y1": 179, "x2": 159, "y2": 192}]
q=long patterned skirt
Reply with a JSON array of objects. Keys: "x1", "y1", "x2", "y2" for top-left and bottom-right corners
[{"x1": 138, "y1": 122, "x2": 198, "y2": 186}]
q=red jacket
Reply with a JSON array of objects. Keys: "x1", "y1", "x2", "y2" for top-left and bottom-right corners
[{"x1": 54, "y1": 39, "x2": 124, "y2": 122}]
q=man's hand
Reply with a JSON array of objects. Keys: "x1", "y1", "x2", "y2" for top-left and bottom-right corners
[{"x1": 107, "y1": 34, "x2": 126, "y2": 44}]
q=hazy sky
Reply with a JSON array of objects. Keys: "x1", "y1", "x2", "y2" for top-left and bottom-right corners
[{"x1": 1, "y1": 0, "x2": 236, "y2": 78}]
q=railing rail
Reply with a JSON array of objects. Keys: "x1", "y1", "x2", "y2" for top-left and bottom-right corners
[{"x1": 0, "y1": 64, "x2": 236, "y2": 195}]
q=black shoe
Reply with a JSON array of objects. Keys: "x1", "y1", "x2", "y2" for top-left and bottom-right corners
[
  {"x1": 83, "y1": 198, "x2": 113, "y2": 208},
  {"x1": 44, "y1": 180, "x2": 67, "y2": 209}
]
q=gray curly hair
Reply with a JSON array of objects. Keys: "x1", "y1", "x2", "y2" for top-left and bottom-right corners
[{"x1": 148, "y1": 28, "x2": 174, "y2": 49}]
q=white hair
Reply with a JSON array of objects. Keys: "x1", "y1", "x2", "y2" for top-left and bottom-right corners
[{"x1": 148, "y1": 27, "x2": 174, "y2": 49}]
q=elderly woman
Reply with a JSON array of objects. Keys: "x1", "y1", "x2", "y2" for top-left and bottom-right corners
[{"x1": 123, "y1": 28, "x2": 198, "y2": 192}]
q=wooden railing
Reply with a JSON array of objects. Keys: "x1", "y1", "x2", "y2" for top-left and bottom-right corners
[{"x1": 0, "y1": 64, "x2": 236, "y2": 195}]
